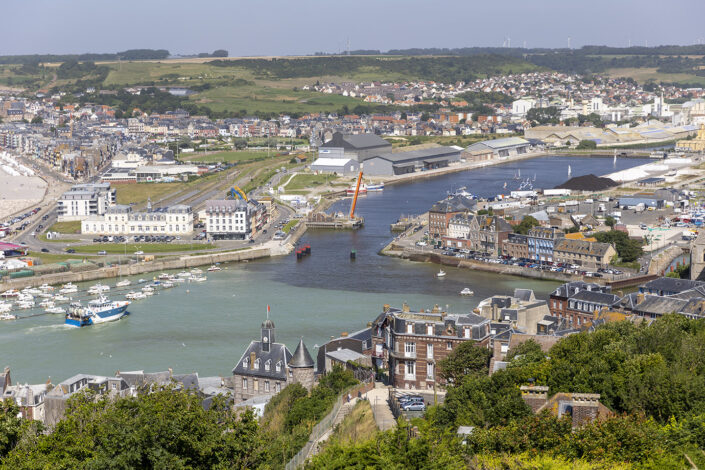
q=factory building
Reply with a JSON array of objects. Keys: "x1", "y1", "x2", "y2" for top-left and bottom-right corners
[
  {"x1": 320, "y1": 132, "x2": 392, "y2": 162},
  {"x1": 363, "y1": 146, "x2": 462, "y2": 177},
  {"x1": 464, "y1": 137, "x2": 531, "y2": 159}
]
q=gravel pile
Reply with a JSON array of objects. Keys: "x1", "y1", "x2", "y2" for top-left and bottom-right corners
[{"x1": 555, "y1": 174, "x2": 617, "y2": 191}]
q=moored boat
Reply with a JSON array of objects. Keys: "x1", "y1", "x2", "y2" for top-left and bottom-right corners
[
  {"x1": 207, "y1": 265, "x2": 221, "y2": 272},
  {"x1": 460, "y1": 288, "x2": 474, "y2": 296},
  {"x1": 0, "y1": 312, "x2": 17, "y2": 320},
  {"x1": 0, "y1": 289, "x2": 19, "y2": 298},
  {"x1": 46, "y1": 306, "x2": 66, "y2": 314},
  {"x1": 116, "y1": 279, "x2": 131, "y2": 288},
  {"x1": 64, "y1": 296, "x2": 130, "y2": 327},
  {"x1": 367, "y1": 182, "x2": 384, "y2": 192},
  {"x1": 436, "y1": 270, "x2": 446, "y2": 278}
]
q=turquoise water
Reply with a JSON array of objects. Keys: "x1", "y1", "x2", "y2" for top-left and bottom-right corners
[{"x1": 4, "y1": 156, "x2": 650, "y2": 383}]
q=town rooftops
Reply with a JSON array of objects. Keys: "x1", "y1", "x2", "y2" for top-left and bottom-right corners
[
  {"x1": 325, "y1": 348, "x2": 366, "y2": 364},
  {"x1": 641, "y1": 277, "x2": 705, "y2": 295},
  {"x1": 569, "y1": 289, "x2": 620, "y2": 306},
  {"x1": 430, "y1": 195, "x2": 477, "y2": 213},
  {"x1": 554, "y1": 238, "x2": 613, "y2": 256}
]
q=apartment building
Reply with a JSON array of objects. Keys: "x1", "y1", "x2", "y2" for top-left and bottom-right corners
[
  {"x1": 57, "y1": 183, "x2": 116, "y2": 221},
  {"x1": 373, "y1": 304, "x2": 490, "y2": 390},
  {"x1": 203, "y1": 199, "x2": 267, "y2": 240}
]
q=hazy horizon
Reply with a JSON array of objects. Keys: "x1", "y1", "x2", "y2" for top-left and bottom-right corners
[{"x1": 1, "y1": 0, "x2": 703, "y2": 57}]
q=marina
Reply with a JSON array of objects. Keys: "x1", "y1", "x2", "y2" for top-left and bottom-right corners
[{"x1": 0, "y1": 155, "x2": 652, "y2": 383}]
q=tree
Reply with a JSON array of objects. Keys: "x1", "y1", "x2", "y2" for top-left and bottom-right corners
[
  {"x1": 438, "y1": 341, "x2": 491, "y2": 384},
  {"x1": 526, "y1": 106, "x2": 560, "y2": 125},
  {"x1": 594, "y1": 230, "x2": 643, "y2": 262},
  {"x1": 30, "y1": 116, "x2": 43, "y2": 124},
  {"x1": 420, "y1": 112, "x2": 430, "y2": 122},
  {"x1": 605, "y1": 216, "x2": 616, "y2": 228},
  {"x1": 211, "y1": 49, "x2": 228, "y2": 57},
  {"x1": 576, "y1": 139, "x2": 597, "y2": 149},
  {"x1": 514, "y1": 215, "x2": 540, "y2": 235},
  {"x1": 3, "y1": 389, "x2": 265, "y2": 469}
]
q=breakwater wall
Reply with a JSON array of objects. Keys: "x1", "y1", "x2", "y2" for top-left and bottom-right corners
[{"x1": 0, "y1": 247, "x2": 272, "y2": 291}]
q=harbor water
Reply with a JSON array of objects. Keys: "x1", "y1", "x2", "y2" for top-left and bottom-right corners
[{"x1": 3, "y1": 155, "x2": 650, "y2": 382}]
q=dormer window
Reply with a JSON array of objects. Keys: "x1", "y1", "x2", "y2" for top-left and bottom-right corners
[
  {"x1": 265, "y1": 359, "x2": 271, "y2": 371},
  {"x1": 426, "y1": 325, "x2": 433, "y2": 335},
  {"x1": 406, "y1": 324, "x2": 413, "y2": 334},
  {"x1": 243, "y1": 357, "x2": 249, "y2": 368},
  {"x1": 275, "y1": 361, "x2": 282, "y2": 372},
  {"x1": 254, "y1": 358, "x2": 261, "y2": 369}
]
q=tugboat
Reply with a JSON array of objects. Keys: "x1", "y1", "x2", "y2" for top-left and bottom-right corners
[{"x1": 64, "y1": 295, "x2": 130, "y2": 327}]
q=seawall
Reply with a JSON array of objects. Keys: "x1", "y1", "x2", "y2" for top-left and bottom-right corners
[{"x1": 1, "y1": 247, "x2": 272, "y2": 291}]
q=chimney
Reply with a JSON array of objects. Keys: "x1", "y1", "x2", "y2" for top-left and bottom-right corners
[
  {"x1": 520, "y1": 385, "x2": 549, "y2": 412},
  {"x1": 168, "y1": 367, "x2": 173, "y2": 376},
  {"x1": 402, "y1": 302, "x2": 410, "y2": 313},
  {"x1": 571, "y1": 393, "x2": 601, "y2": 427},
  {"x1": 383, "y1": 304, "x2": 391, "y2": 313},
  {"x1": 341, "y1": 332, "x2": 348, "y2": 337},
  {"x1": 431, "y1": 304, "x2": 441, "y2": 313},
  {"x1": 636, "y1": 293, "x2": 645, "y2": 304}
]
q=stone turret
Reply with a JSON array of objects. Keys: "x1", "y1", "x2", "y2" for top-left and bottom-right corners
[{"x1": 288, "y1": 338, "x2": 315, "y2": 391}]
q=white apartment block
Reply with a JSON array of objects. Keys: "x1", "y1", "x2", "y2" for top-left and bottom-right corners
[
  {"x1": 204, "y1": 199, "x2": 267, "y2": 240},
  {"x1": 57, "y1": 183, "x2": 116, "y2": 221},
  {"x1": 81, "y1": 205, "x2": 193, "y2": 236}
]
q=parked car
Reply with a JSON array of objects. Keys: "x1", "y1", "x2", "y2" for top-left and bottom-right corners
[
  {"x1": 66, "y1": 248, "x2": 76, "y2": 253},
  {"x1": 97, "y1": 250, "x2": 107, "y2": 255},
  {"x1": 40, "y1": 248, "x2": 49, "y2": 253},
  {"x1": 402, "y1": 402, "x2": 426, "y2": 411},
  {"x1": 134, "y1": 251, "x2": 144, "y2": 255}
]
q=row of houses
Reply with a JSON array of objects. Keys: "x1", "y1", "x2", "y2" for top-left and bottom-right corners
[{"x1": 430, "y1": 196, "x2": 616, "y2": 269}]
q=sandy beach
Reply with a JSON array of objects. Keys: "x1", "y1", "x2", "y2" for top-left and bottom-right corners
[{"x1": 0, "y1": 170, "x2": 47, "y2": 219}]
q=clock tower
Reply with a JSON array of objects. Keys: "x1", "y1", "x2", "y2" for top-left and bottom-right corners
[{"x1": 261, "y1": 318, "x2": 275, "y2": 353}]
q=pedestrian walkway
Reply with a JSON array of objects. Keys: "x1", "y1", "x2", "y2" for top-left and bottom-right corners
[
  {"x1": 364, "y1": 383, "x2": 396, "y2": 431},
  {"x1": 307, "y1": 397, "x2": 359, "y2": 459}
]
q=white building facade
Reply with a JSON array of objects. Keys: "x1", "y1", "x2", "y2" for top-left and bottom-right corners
[
  {"x1": 204, "y1": 199, "x2": 267, "y2": 240},
  {"x1": 57, "y1": 183, "x2": 116, "y2": 221},
  {"x1": 81, "y1": 205, "x2": 193, "y2": 236}
]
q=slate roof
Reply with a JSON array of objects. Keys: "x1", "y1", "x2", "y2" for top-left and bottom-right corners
[
  {"x1": 430, "y1": 195, "x2": 477, "y2": 213},
  {"x1": 371, "y1": 146, "x2": 461, "y2": 164},
  {"x1": 289, "y1": 338, "x2": 314, "y2": 368},
  {"x1": 554, "y1": 238, "x2": 613, "y2": 257},
  {"x1": 321, "y1": 132, "x2": 390, "y2": 150},
  {"x1": 552, "y1": 281, "x2": 607, "y2": 298},
  {"x1": 232, "y1": 339, "x2": 292, "y2": 380},
  {"x1": 633, "y1": 294, "x2": 689, "y2": 316},
  {"x1": 641, "y1": 277, "x2": 705, "y2": 295},
  {"x1": 569, "y1": 290, "x2": 620, "y2": 305}
]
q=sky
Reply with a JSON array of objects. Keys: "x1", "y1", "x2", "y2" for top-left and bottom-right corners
[{"x1": 2, "y1": 0, "x2": 704, "y2": 56}]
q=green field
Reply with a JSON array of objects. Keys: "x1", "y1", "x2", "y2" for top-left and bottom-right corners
[
  {"x1": 282, "y1": 220, "x2": 299, "y2": 233},
  {"x1": 115, "y1": 182, "x2": 186, "y2": 205},
  {"x1": 181, "y1": 150, "x2": 274, "y2": 164},
  {"x1": 47, "y1": 221, "x2": 82, "y2": 234},
  {"x1": 69, "y1": 243, "x2": 215, "y2": 254},
  {"x1": 284, "y1": 173, "x2": 341, "y2": 191},
  {"x1": 28, "y1": 252, "x2": 93, "y2": 264},
  {"x1": 605, "y1": 67, "x2": 705, "y2": 86}
]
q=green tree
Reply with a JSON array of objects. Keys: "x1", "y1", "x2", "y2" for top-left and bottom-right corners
[
  {"x1": 514, "y1": 215, "x2": 540, "y2": 235},
  {"x1": 3, "y1": 388, "x2": 264, "y2": 469},
  {"x1": 594, "y1": 230, "x2": 643, "y2": 262},
  {"x1": 30, "y1": 116, "x2": 43, "y2": 124},
  {"x1": 526, "y1": 106, "x2": 560, "y2": 125},
  {"x1": 605, "y1": 216, "x2": 616, "y2": 228},
  {"x1": 438, "y1": 341, "x2": 491, "y2": 384},
  {"x1": 576, "y1": 139, "x2": 597, "y2": 149}
]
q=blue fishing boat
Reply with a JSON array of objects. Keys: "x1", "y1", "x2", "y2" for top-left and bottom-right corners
[{"x1": 65, "y1": 295, "x2": 130, "y2": 327}]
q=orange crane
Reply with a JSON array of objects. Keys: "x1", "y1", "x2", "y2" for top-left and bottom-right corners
[{"x1": 349, "y1": 171, "x2": 363, "y2": 219}]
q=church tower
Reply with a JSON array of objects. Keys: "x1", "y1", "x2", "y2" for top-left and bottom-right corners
[{"x1": 288, "y1": 338, "x2": 315, "y2": 391}]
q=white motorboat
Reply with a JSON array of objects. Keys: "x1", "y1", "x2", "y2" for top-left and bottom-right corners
[
  {"x1": 39, "y1": 284, "x2": 54, "y2": 291},
  {"x1": 22, "y1": 287, "x2": 42, "y2": 295},
  {"x1": 191, "y1": 275, "x2": 207, "y2": 282},
  {"x1": 161, "y1": 281, "x2": 174, "y2": 288},
  {"x1": 190, "y1": 268, "x2": 203, "y2": 274},
  {"x1": 172, "y1": 277, "x2": 186, "y2": 283},
  {"x1": 125, "y1": 291, "x2": 146, "y2": 300},
  {"x1": 45, "y1": 306, "x2": 66, "y2": 314},
  {"x1": 16, "y1": 301, "x2": 34, "y2": 309},
  {"x1": 460, "y1": 288, "x2": 474, "y2": 296},
  {"x1": 116, "y1": 279, "x2": 131, "y2": 288},
  {"x1": 39, "y1": 299, "x2": 55, "y2": 308},
  {"x1": 17, "y1": 293, "x2": 33, "y2": 302},
  {"x1": 0, "y1": 289, "x2": 19, "y2": 298},
  {"x1": 53, "y1": 294, "x2": 70, "y2": 303},
  {"x1": 436, "y1": 270, "x2": 446, "y2": 278},
  {"x1": 142, "y1": 286, "x2": 154, "y2": 293},
  {"x1": 207, "y1": 265, "x2": 221, "y2": 272},
  {"x1": 0, "y1": 312, "x2": 17, "y2": 320},
  {"x1": 37, "y1": 292, "x2": 53, "y2": 299},
  {"x1": 142, "y1": 289, "x2": 154, "y2": 297},
  {"x1": 60, "y1": 283, "x2": 78, "y2": 294},
  {"x1": 0, "y1": 303, "x2": 12, "y2": 313},
  {"x1": 177, "y1": 271, "x2": 191, "y2": 278},
  {"x1": 137, "y1": 278, "x2": 148, "y2": 284},
  {"x1": 158, "y1": 273, "x2": 171, "y2": 280}
]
